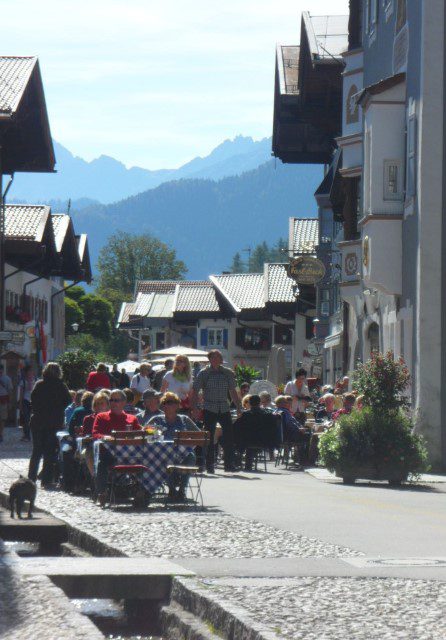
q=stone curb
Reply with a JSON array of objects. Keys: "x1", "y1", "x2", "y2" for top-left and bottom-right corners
[{"x1": 171, "y1": 576, "x2": 281, "y2": 640}]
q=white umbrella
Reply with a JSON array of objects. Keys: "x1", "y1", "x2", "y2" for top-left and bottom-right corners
[
  {"x1": 117, "y1": 359, "x2": 140, "y2": 373},
  {"x1": 151, "y1": 355, "x2": 208, "y2": 364},
  {"x1": 148, "y1": 345, "x2": 209, "y2": 358}
]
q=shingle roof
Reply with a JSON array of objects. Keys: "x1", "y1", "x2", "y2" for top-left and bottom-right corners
[
  {"x1": 174, "y1": 282, "x2": 220, "y2": 313},
  {"x1": 118, "y1": 302, "x2": 135, "y2": 324},
  {"x1": 266, "y1": 264, "x2": 295, "y2": 303},
  {"x1": 5, "y1": 204, "x2": 50, "y2": 242},
  {"x1": 136, "y1": 280, "x2": 208, "y2": 295},
  {"x1": 279, "y1": 45, "x2": 300, "y2": 95},
  {"x1": 304, "y1": 14, "x2": 349, "y2": 60},
  {"x1": 0, "y1": 57, "x2": 36, "y2": 114},
  {"x1": 290, "y1": 218, "x2": 319, "y2": 255},
  {"x1": 51, "y1": 214, "x2": 71, "y2": 252},
  {"x1": 210, "y1": 273, "x2": 265, "y2": 312},
  {"x1": 131, "y1": 292, "x2": 174, "y2": 319}
]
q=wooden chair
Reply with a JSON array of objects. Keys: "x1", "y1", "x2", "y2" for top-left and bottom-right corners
[{"x1": 167, "y1": 430, "x2": 210, "y2": 508}]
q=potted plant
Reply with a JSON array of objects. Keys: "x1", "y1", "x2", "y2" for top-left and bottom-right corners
[{"x1": 319, "y1": 351, "x2": 428, "y2": 484}]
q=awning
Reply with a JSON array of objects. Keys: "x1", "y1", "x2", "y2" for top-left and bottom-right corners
[{"x1": 324, "y1": 331, "x2": 342, "y2": 348}]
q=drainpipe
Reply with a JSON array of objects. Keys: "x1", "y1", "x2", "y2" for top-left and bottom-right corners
[
  {"x1": 50, "y1": 281, "x2": 81, "y2": 339},
  {"x1": 0, "y1": 172, "x2": 14, "y2": 331}
]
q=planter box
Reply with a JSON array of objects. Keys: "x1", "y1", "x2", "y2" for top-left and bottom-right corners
[{"x1": 335, "y1": 465, "x2": 408, "y2": 485}]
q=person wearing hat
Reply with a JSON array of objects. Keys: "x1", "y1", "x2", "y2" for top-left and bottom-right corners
[{"x1": 138, "y1": 389, "x2": 162, "y2": 426}]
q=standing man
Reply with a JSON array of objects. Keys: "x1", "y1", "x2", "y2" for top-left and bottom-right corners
[
  {"x1": 0, "y1": 364, "x2": 12, "y2": 443},
  {"x1": 130, "y1": 362, "x2": 153, "y2": 404},
  {"x1": 284, "y1": 367, "x2": 310, "y2": 424},
  {"x1": 191, "y1": 349, "x2": 241, "y2": 473}
]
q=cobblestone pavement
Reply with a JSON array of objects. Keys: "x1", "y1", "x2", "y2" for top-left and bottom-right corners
[
  {"x1": 2, "y1": 428, "x2": 446, "y2": 640},
  {"x1": 0, "y1": 433, "x2": 361, "y2": 559},
  {"x1": 0, "y1": 544, "x2": 102, "y2": 640},
  {"x1": 195, "y1": 576, "x2": 446, "y2": 640}
]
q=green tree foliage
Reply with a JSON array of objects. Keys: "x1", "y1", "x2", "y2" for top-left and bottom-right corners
[
  {"x1": 79, "y1": 293, "x2": 114, "y2": 341},
  {"x1": 64, "y1": 297, "x2": 84, "y2": 333},
  {"x1": 96, "y1": 232, "x2": 187, "y2": 300},
  {"x1": 230, "y1": 238, "x2": 288, "y2": 273},
  {"x1": 65, "y1": 285, "x2": 86, "y2": 303},
  {"x1": 58, "y1": 349, "x2": 96, "y2": 389}
]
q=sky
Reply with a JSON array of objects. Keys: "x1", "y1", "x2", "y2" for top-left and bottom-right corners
[{"x1": 2, "y1": 0, "x2": 348, "y2": 169}]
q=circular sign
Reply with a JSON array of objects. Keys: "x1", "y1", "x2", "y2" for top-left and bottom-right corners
[{"x1": 288, "y1": 256, "x2": 326, "y2": 285}]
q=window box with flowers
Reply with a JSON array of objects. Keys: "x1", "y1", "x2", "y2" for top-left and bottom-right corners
[{"x1": 6, "y1": 306, "x2": 31, "y2": 325}]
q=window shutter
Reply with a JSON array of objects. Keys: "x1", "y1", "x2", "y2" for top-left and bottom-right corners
[
  {"x1": 223, "y1": 329, "x2": 228, "y2": 348},
  {"x1": 200, "y1": 328, "x2": 208, "y2": 347}
]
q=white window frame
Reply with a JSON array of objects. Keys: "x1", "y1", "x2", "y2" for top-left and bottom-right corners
[
  {"x1": 207, "y1": 327, "x2": 224, "y2": 348},
  {"x1": 383, "y1": 159, "x2": 403, "y2": 201}
]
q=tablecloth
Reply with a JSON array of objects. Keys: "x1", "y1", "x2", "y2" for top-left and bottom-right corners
[{"x1": 93, "y1": 440, "x2": 194, "y2": 494}]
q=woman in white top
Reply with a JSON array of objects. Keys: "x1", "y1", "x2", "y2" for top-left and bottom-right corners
[{"x1": 161, "y1": 355, "x2": 192, "y2": 413}]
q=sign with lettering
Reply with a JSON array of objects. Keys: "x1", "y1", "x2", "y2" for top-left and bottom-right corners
[{"x1": 288, "y1": 257, "x2": 326, "y2": 285}]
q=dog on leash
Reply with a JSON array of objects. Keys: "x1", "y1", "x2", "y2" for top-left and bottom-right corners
[{"x1": 9, "y1": 476, "x2": 36, "y2": 519}]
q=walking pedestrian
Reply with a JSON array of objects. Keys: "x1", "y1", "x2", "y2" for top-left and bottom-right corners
[
  {"x1": 153, "y1": 359, "x2": 173, "y2": 391},
  {"x1": 130, "y1": 362, "x2": 153, "y2": 404},
  {"x1": 28, "y1": 362, "x2": 72, "y2": 488},
  {"x1": 191, "y1": 349, "x2": 241, "y2": 473},
  {"x1": 0, "y1": 364, "x2": 12, "y2": 443},
  {"x1": 86, "y1": 363, "x2": 111, "y2": 392}
]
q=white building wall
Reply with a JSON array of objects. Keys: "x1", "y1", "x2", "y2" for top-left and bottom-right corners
[{"x1": 3, "y1": 264, "x2": 64, "y2": 363}]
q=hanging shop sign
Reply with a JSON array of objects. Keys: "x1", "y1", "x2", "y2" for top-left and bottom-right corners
[{"x1": 288, "y1": 256, "x2": 326, "y2": 285}]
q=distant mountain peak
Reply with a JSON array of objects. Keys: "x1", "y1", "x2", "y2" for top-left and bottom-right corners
[{"x1": 12, "y1": 135, "x2": 275, "y2": 205}]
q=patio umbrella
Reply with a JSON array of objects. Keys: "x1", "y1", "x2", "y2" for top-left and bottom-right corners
[
  {"x1": 147, "y1": 345, "x2": 209, "y2": 358},
  {"x1": 117, "y1": 359, "x2": 140, "y2": 373}
]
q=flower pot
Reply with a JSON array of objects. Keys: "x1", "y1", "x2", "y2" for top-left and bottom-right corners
[{"x1": 335, "y1": 465, "x2": 408, "y2": 485}]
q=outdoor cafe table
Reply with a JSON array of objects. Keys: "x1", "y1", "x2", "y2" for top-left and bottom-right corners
[{"x1": 93, "y1": 439, "x2": 195, "y2": 494}]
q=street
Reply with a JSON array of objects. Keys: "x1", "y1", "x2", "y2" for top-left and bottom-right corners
[{"x1": 1, "y1": 428, "x2": 446, "y2": 639}]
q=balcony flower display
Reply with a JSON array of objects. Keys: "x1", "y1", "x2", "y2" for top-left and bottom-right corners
[{"x1": 319, "y1": 351, "x2": 428, "y2": 484}]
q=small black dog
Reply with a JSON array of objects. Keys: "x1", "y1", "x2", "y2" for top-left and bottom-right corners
[{"x1": 9, "y1": 476, "x2": 36, "y2": 519}]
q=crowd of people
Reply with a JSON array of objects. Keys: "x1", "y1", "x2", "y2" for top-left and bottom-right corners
[{"x1": 4, "y1": 350, "x2": 365, "y2": 506}]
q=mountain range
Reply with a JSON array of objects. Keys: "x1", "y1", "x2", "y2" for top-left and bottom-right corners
[
  {"x1": 8, "y1": 135, "x2": 322, "y2": 280},
  {"x1": 10, "y1": 136, "x2": 275, "y2": 204}
]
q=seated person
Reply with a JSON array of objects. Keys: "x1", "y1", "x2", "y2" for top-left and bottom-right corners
[
  {"x1": 148, "y1": 392, "x2": 200, "y2": 500},
  {"x1": 68, "y1": 391, "x2": 94, "y2": 437},
  {"x1": 80, "y1": 391, "x2": 110, "y2": 477},
  {"x1": 64, "y1": 389, "x2": 81, "y2": 427},
  {"x1": 315, "y1": 393, "x2": 336, "y2": 423},
  {"x1": 137, "y1": 389, "x2": 162, "y2": 426},
  {"x1": 123, "y1": 387, "x2": 139, "y2": 415},
  {"x1": 259, "y1": 391, "x2": 276, "y2": 412},
  {"x1": 332, "y1": 392, "x2": 356, "y2": 421},
  {"x1": 355, "y1": 394, "x2": 365, "y2": 411},
  {"x1": 233, "y1": 394, "x2": 281, "y2": 471},
  {"x1": 92, "y1": 389, "x2": 141, "y2": 506},
  {"x1": 274, "y1": 395, "x2": 311, "y2": 465},
  {"x1": 241, "y1": 394, "x2": 251, "y2": 410}
]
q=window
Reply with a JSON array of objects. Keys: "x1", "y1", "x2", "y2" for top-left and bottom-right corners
[
  {"x1": 235, "y1": 327, "x2": 271, "y2": 351},
  {"x1": 346, "y1": 84, "x2": 359, "y2": 125},
  {"x1": 208, "y1": 328, "x2": 224, "y2": 348},
  {"x1": 406, "y1": 115, "x2": 417, "y2": 198},
  {"x1": 320, "y1": 289, "x2": 330, "y2": 317},
  {"x1": 155, "y1": 332, "x2": 165, "y2": 350},
  {"x1": 383, "y1": 0, "x2": 393, "y2": 21},
  {"x1": 368, "y1": 322, "x2": 380, "y2": 353},
  {"x1": 383, "y1": 160, "x2": 403, "y2": 201},
  {"x1": 395, "y1": 0, "x2": 406, "y2": 34}
]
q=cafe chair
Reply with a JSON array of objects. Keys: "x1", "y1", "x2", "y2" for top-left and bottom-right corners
[
  {"x1": 109, "y1": 464, "x2": 150, "y2": 508},
  {"x1": 167, "y1": 430, "x2": 210, "y2": 508}
]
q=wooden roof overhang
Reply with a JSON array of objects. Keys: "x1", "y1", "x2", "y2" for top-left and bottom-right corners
[
  {"x1": 0, "y1": 59, "x2": 55, "y2": 174},
  {"x1": 53, "y1": 218, "x2": 85, "y2": 281},
  {"x1": 5, "y1": 219, "x2": 59, "y2": 276},
  {"x1": 75, "y1": 235, "x2": 93, "y2": 284},
  {"x1": 272, "y1": 16, "x2": 345, "y2": 165}
]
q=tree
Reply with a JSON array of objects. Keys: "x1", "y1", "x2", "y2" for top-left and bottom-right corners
[
  {"x1": 96, "y1": 232, "x2": 187, "y2": 299},
  {"x1": 79, "y1": 293, "x2": 114, "y2": 341},
  {"x1": 65, "y1": 297, "x2": 84, "y2": 333},
  {"x1": 65, "y1": 285, "x2": 86, "y2": 303},
  {"x1": 230, "y1": 252, "x2": 245, "y2": 273},
  {"x1": 58, "y1": 349, "x2": 96, "y2": 389}
]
